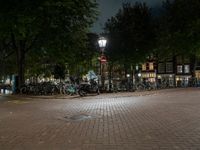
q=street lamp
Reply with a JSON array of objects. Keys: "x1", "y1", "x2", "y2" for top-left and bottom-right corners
[
  {"x1": 98, "y1": 37, "x2": 107, "y2": 91},
  {"x1": 98, "y1": 37, "x2": 107, "y2": 52},
  {"x1": 126, "y1": 74, "x2": 130, "y2": 91}
]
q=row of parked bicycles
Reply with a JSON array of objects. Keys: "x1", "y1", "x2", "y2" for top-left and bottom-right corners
[
  {"x1": 19, "y1": 79, "x2": 100, "y2": 96},
  {"x1": 111, "y1": 80, "x2": 172, "y2": 92},
  {"x1": 18, "y1": 79, "x2": 176, "y2": 96}
]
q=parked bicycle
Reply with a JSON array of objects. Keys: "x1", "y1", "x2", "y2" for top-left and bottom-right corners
[
  {"x1": 135, "y1": 81, "x2": 156, "y2": 91},
  {"x1": 78, "y1": 78, "x2": 100, "y2": 96}
]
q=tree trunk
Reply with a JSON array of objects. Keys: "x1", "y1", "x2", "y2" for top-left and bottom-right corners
[
  {"x1": 16, "y1": 41, "x2": 26, "y2": 91},
  {"x1": 11, "y1": 33, "x2": 27, "y2": 93}
]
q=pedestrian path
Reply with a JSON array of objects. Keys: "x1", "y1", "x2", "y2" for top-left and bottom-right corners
[{"x1": 1, "y1": 88, "x2": 200, "y2": 149}]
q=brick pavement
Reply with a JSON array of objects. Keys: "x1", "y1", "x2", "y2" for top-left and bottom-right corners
[{"x1": 0, "y1": 88, "x2": 200, "y2": 150}]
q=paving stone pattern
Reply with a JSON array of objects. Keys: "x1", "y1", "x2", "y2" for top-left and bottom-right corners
[{"x1": 0, "y1": 88, "x2": 200, "y2": 150}]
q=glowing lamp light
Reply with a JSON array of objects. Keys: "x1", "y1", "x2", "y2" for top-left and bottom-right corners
[
  {"x1": 126, "y1": 74, "x2": 130, "y2": 78},
  {"x1": 98, "y1": 37, "x2": 107, "y2": 48}
]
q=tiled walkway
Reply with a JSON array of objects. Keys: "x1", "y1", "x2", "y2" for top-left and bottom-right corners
[{"x1": 0, "y1": 88, "x2": 200, "y2": 150}]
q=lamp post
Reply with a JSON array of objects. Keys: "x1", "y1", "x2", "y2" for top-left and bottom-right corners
[
  {"x1": 138, "y1": 72, "x2": 141, "y2": 83},
  {"x1": 126, "y1": 74, "x2": 130, "y2": 91},
  {"x1": 98, "y1": 37, "x2": 107, "y2": 90}
]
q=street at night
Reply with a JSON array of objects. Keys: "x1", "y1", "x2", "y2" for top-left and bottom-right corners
[
  {"x1": 1, "y1": 0, "x2": 200, "y2": 149},
  {"x1": 1, "y1": 88, "x2": 200, "y2": 150}
]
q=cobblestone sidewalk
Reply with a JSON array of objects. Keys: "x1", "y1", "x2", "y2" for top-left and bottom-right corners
[{"x1": 0, "y1": 88, "x2": 200, "y2": 150}]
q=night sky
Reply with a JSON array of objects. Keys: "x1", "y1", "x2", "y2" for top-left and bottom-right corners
[{"x1": 91, "y1": 0, "x2": 163, "y2": 33}]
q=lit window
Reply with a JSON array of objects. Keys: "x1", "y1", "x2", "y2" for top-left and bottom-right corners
[
  {"x1": 184, "y1": 65, "x2": 190, "y2": 73},
  {"x1": 142, "y1": 64, "x2": 146, "y2": 71},
  {"x1": 196, "y1": 71, "x2": 200, "y2": 79},
  {"x1": 149, "y1": 73, "x2": 155, "y2": 78},
  {"x1": 135, "y1": 65, "x2": 139, "y2": 70},
  {"x1": 177, "y1": 65, "x2": 183, "y2": 73},
  {"x1": 149, "y1": 63, "x2": 154, "y2": 70}
]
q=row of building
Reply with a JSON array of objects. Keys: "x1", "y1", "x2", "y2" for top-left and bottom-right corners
[
  {"x1": 139, "y1": 55, "x2": 200, "y2": 87},
  {"x1": 100, "y1": 55, "x2": 200, "y2": 90}
]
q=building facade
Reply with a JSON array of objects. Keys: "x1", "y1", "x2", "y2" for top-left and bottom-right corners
[{"x1": 156, "y1": 55, "x2": 193, "y2": 87}]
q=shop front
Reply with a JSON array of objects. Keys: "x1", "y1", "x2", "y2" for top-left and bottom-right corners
[
  {"x1": 157, "y1": 74, "x2": 175, "y2": 87},
  {"x1": 175, "y1": 75, "x2": 192, "y2": 87},
  {"x1": 141, "y1": 72, "x2": 156, "y2": 82},
  {"x1": 195, "y1": 70, "x2": 200, "y2": 80},
  {"x1": 195, "y1": 70, "x2": 200, "y2": 86}
]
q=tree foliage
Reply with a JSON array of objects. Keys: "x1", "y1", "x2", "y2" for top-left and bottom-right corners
[
  {"x1": 157, "y1": 0, "x2": 200, "y2": 58},
  {"x1": 0, "y1": 0, "x2": 98, "y2": 88},
  {"x1": 104, "y1": 2, "x2": 155, "y2": 67}
]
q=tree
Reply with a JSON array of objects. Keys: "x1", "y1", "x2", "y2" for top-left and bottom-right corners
[
  {"x1": 156, "y1": 0, "x2": 200, "y2": 58},
  {"x1": 63, "y1": 32, "x2": 99, "y2": 77},
  {"x1": 104, "y1": 2, "x2": 155, "y2": 68},
  {"x1": 0, "y1": 37, "x2": 16, "y2": 77},
  {"x1": 0, "y1": 0, "x2": 98, "y2": 89}
]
